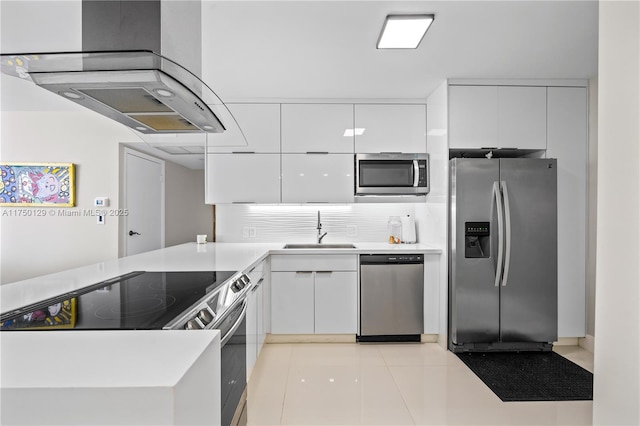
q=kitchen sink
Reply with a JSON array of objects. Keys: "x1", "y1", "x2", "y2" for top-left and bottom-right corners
[{"x1": 283, "y1": 243, "x2": 356, "y2": 249}]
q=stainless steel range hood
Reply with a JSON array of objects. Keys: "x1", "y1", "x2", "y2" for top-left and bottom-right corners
[
  {"x1": 0, "y1": 1, "x2": 229, "y2": 135},
  {"x1": 1, "y1": 50, "x2": 225, "y2": 134}
]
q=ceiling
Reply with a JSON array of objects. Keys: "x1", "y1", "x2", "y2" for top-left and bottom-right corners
[
  {"x1": 201, "y1": 1, "x2": 598, "y2": 101},
  {"x1": 1, "y1": 1, "x2": 599, "y2": 169}
]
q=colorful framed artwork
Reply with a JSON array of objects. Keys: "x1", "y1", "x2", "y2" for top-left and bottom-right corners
[
  {"x1": 0, "y1": 298, "x2": 77, "y2": 330},
  {"x1": 0, "y1": 162, "x2": 75, "y2": 206}
]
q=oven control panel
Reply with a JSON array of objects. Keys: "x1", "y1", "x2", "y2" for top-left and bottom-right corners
[{"x1": 168, "y1": 273, "x2": 252, "y2": 330}]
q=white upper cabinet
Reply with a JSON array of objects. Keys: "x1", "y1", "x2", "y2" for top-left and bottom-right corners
[
  {"x1": 449, "y1": 85, "x2": 499, "y2": 149},
  {"x1": 355, "y1": 104, "x2": 427, "y2": 153},
  {"x1": 497, "y1": 86, "x2": 547, "y2": 150},
  {"x1": 205, "y1": 154, "x2": 280, "y2": 204},
  {"x1": 207, "y1": 104, "x2": 280, "y2": 153},
  {"x1": 281, "y1": 104, "x2": 354, "y2": 153},
  {"x1": 281, "y1": 154, "x2": 354, "y2": 203},
  {"x1": 449, "y1": 85, "x2": 547, "y2": 150}
]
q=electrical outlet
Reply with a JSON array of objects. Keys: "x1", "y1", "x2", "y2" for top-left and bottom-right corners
[
  {"x1": 242, "y1": 227, "x2": 250, "y2": 238},
  {"x1": 346, "y1": 225, "x2": 358, "y2": 237},
  {"x1": 249, "y1": 227, "x2": 257, "y2": 238}
]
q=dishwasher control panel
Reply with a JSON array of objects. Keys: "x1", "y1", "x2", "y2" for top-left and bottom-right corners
[{"x1": 360, "y1": 254, "x2": 424, "y2": 265}]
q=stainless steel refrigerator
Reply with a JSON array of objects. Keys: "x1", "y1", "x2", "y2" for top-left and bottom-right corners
[{"x1": 448, "y1": 158, "x2": 558, "y2": 352}]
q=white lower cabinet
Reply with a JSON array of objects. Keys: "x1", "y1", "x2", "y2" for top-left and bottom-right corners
[
  {"x1": 246, "y1": 260, "x2": 269, "y2": 381},
  {"x1": 270, "y1": 255, "x2": 358, "y2": 334},
  {"x1": 246, "y1": 284, "x2": 259, "y2": 378},
  {"x1": 271, "y1": 271, "x2": 315, "y2": 334},
  {"x1": 314, "y1": 271, "x2": 357, "y2": 334}
]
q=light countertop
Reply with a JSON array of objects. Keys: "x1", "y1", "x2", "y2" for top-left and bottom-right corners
[
  {"x1": 1, "y1": 242, "x2": 441, "y2": 315},
  {"x1": 1, "y1": 330, "x2": 220, "y2": 388},
  {"x1": 1, "y1": 330, "x2": 221, "y2": 425}
]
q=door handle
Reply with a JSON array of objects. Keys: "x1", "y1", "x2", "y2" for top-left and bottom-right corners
[
  {"x1": 492, "y1": 181, "x2": 505, "y2": 287},
  {"x1": 128, "y1": 230, "x2": 141, "y2": 236},
  {"x1": 501, "y1": 181, "x2": 512, "y2": 287}
]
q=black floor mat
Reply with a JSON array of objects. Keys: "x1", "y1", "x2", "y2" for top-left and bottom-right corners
[{"x1": 456, "y1": 351, "x2": 593, "y2": 401}]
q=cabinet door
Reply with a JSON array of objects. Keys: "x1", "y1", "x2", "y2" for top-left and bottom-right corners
[
  {"x1": 281, "y1": 154, "x2": 354, "y2": 203},
  {"x1": 271, "y1": 272, "x2": 314, "y2": 334},
  {"x1": 546, "y1": 86, "x2": 587, "y2": 337},
  {"x1": 498, "y1": 86, "x2": 547, "y2": 150},
  {"x1": 281, "y1": 104, "x2": 354, "y2": 153},
  {"x1": 448, "y1": 85, "x2": 498, "y2": 149},
  {"x1": 314, "y1": 271, "x2": 358, "y2": 334},
  {"x1": 354, "y1": 104, "x2": 426, "y2": 153},
  {"x1": 207, "y1": 104, "x2": 280, "y2": 153},
  {"x1": 255, "y1": 281, "x2": 265, "y2": 355},
  {"x1": 205, "y1": 154, "x2": 280, "y2": 204},
  {"x1": 246, "y1": 287, "x2": 258, "y2": 380}
]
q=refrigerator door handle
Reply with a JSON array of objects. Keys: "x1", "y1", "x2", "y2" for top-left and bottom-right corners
[
  {"x1": 492, "y1": 181, "x2": 505, "y2": 287},
  {"x1": 501, "y1": 181, "x2": 512, "y2": 287}
]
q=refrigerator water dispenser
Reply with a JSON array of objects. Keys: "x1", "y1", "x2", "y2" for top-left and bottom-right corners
[{"x1": 465, "y1": 222, "x2": 490, "y2": 258}]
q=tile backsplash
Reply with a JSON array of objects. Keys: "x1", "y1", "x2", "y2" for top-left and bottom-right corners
[{"x1": 215, "y1": 204, "x2": 421, "y2": 243}]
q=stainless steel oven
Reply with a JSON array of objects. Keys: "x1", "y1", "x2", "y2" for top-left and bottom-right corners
[
  {"x1": 355, "y1": 153, "x2": 429, "y2": 196},
  {"x1": 0, "y1": 270, "x2": 251, "y2": 426}
]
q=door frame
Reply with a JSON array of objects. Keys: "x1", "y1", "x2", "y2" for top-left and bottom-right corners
[{"x1": 122, "y1": 147, "x2": 166, "y2": 257}]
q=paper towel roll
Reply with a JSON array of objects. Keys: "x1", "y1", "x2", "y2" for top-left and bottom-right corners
[{"x1": 401, "y1": 215, "x2": 416, "y2": 243}]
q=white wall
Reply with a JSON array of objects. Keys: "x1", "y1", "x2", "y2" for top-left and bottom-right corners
[
  {"x1": 0, "y1": 108, "x2": 140, "y2": 284},
  {"x1": 164, "y1": 163, "x2": 212, "y2": 246},
  {"x1": 593, "y1": 1, "x2": 640, "y2": 424}
]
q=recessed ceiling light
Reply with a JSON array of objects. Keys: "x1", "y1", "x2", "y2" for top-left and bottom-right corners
[
  {"x1": 377, "y1": 14, "x2": 435, "y2": 49},
  {"x1": 135, "y1": 126, "x2": 147, "y2": 131},
  {"x1": 344, "y1": 128, "x2": 365, "y2": 137}
]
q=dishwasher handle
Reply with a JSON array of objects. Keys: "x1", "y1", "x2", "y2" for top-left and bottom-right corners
[{"x1": 360, "y1": 254, "x2": 424, "y2": 265}]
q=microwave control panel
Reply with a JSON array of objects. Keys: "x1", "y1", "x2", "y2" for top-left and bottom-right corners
[{"x1": 418, "y1": 161, "x2": 428, "y2": 186}]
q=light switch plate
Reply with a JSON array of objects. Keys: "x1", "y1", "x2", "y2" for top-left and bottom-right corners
[
  {"x1": 94, "y1": 197, "x2": 109, "y2": 207},
  {"x1": 346, "y1": 225, "x2": 358, "y2": 237}
]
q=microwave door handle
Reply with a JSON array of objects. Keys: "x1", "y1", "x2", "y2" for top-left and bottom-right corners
[{"x1": 413, "y1": 160, "x2": 419, "y2": 187}]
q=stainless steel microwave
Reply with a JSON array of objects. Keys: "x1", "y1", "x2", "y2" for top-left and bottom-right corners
[{"x1": 355, "y1": 153, "x2": 429, "y2": 196}]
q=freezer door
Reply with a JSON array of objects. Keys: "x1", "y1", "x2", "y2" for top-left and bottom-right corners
[
  {"x1": 449, "y1": 159, "x2": 500, "y2": 346},
  {"x1": 499, "y1": 159, "x2": 558, "y2": 342}
]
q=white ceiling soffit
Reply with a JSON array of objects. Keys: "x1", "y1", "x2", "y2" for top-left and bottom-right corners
[{"x1": 201, "y1": 0, "x2": 598, "y2": 101}]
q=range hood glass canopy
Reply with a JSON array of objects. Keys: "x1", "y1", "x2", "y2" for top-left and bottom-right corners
[{"x1": 0, "y1": 50, "x2": 228, "y2": 135}]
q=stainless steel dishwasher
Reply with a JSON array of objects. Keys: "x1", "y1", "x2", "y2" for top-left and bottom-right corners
[{"x1": 359, "y1": 254, "x2": 424, "y2": 342}]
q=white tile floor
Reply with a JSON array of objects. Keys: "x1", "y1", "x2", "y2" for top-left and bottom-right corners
[{"x1": 246, "y1": 342, "x2": 593, "y2": 425}]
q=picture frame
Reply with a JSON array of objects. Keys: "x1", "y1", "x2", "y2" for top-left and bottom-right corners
[
  {"x1": 0, "y1": 298, "x2": 77, "y2": 330},
  {"x1": 0, "y1": 162, "x2": 75, "y2": 206}
]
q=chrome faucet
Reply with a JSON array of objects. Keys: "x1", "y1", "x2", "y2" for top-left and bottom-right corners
[{"x1": 317, "y1": 210, "x2": 328, "y2": 243}]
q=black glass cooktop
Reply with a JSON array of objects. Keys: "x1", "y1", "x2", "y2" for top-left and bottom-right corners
[{"x1": 0, "y1": 271, "x2": 235, "y2": 331}]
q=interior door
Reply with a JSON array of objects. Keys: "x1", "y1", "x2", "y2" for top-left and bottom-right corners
[
  {"x1": 124, "y1": 149, "x2": 165, "y2": 256},
  {"x1": 498, "y1": 159, "x2": 558, "y2": 342}
]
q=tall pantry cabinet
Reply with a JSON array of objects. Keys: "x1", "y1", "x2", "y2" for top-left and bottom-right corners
[{"x1": 447, "y1": 82, "x2": 588, "y2": 338}]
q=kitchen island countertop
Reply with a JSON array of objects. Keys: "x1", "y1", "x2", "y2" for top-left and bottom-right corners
[
  {"x1": 1, "y1": 330, "x2": 221, "y2": 425},
  {"x1": 1, "y1": 242, "x2": 440, "y2": 315}
]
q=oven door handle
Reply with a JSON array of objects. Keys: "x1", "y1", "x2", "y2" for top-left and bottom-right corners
[{"x1": 220, "y1": 299, "x2": 248, "y2": 347}]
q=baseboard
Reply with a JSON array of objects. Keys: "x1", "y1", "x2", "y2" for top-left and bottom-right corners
[
  {"x1": 554, "y1": 337, "x2": 579, "y2": 346},
  {"x1": 265, "y1": 334, "x2": 356, "y2": 343},
  {"x1": 265, "y1": 334, "x2": 439, "y2": 344},
  {"x1": 421, "y1": 334, "x2": 439, "y2": 343},
  {"x1": 579, "y1": 334, "x2": 595, "y2": 353}
]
